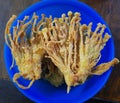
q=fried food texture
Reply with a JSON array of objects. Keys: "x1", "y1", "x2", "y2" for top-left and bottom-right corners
[
  {"x1": 41, "y1": 11, "x2": 119, "y2": 93},
  {"x1": 5, "y1": 13, "x2": 46, "y2": 89},
  {"x1": 5, "y1": 11, "x2": 119, "y2": 93}
]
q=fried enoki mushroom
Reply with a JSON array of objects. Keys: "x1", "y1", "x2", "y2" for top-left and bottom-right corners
[
  {"x1": 41, "y1": 11, "x2": 119, "y2": 93},
  {"x1": 5, "y1": 13, "x2": 46, "y2": 89},
  {"x1": 5, "y1": 11, "x2": 119, "y2": 93}
]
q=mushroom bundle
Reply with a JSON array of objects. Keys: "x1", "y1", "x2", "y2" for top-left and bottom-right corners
[{"x1": 5, "y1": 11, "x2": 119, "y2": 93}]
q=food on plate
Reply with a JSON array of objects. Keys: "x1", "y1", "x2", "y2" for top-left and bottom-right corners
[
  {"x1": 5, "y1": 13, "x2": 46, "y2": 89},
  {"x1": 40, "y1": 11, "x2": 119, "y2": 93},
  {"x1": 5, "y1": 11, "x2": 119, "y2": 93}
]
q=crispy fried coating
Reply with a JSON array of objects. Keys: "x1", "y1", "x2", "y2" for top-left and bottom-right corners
[
  {"x1": 5, "y1": 13, "x2": 46, "y2": 89},
  {"x1": 5, "y1": 11, "x2": 119, "y2": 92},
  {"x1": 41, "y1": 11, "x2": 119, "y2": 93}
]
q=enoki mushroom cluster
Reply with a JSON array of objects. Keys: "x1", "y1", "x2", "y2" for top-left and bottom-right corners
[{"x1": 5, "y1": 11, "x2": 119, "y2": 93}]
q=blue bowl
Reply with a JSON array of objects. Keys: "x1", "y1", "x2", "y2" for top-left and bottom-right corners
[{"x1": 4, "y1": 0, "x2": 114, "y2": 103}]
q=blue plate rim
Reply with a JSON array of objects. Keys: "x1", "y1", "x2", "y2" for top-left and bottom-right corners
[{"x1": 4, "y1": 0, "x2": 115, "y2": 103}]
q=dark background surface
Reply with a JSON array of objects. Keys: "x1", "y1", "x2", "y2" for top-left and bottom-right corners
[{"x1": 0, "y1": 0, "x2": 120, "y2": 103}]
